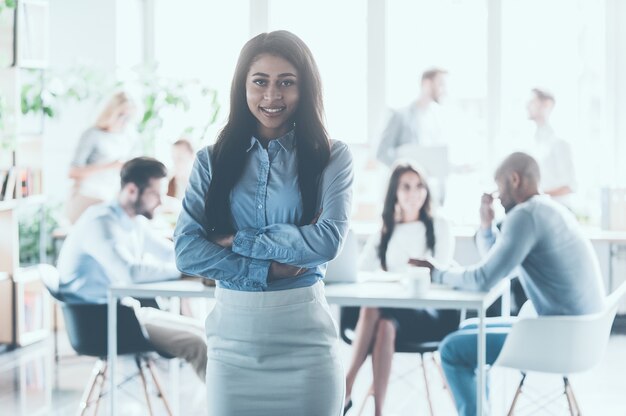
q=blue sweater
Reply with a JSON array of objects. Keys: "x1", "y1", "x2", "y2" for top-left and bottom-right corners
[{"x1": 433, "y1": 195, "x2": 605, "y2": 316}]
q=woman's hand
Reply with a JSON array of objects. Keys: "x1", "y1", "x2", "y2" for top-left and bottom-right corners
[
  {"x1": 211, "y1": 234, "x2": 234, "y2": 248},
  {"x1": 408, "y1": 258, "x2": 435, "y2": 272},
  {"x1": 311, "y1": 210, "x2": 322, "y2": 224},
  {"x1": 268, "y1": 262, "x2": 308, "y2": 281}
]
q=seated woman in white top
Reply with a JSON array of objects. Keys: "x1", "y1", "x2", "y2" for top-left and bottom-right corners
[
  {"x1": 344, "y1": 161, "x2": 459, "y2": 416},
  {"x1": 66, "y1": 92, "x2": 136, "y2": 224}
]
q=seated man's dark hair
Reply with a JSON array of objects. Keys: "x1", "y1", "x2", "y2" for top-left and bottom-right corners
[{"x1": 120, "y1": 157, "x2": 167, "y2": 192}]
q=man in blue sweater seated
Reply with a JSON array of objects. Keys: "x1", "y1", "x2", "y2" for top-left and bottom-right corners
[{"x1": 413, "y1": 152, "x2": 605, "y2": 416}]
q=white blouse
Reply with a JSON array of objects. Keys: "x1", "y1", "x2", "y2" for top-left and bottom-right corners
[{"x1": 358, "y1": 216, "x2": 454, "y2": 273}]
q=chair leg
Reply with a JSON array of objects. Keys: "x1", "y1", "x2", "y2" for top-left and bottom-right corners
[
  {"x1": 145, "y1": 358, "x2": 174, "y2": 416},
  {"x1": 78, "y1": 359, "x2": 106, "y2": 416},
  {"x1": 563, "y1": 377, "x2": 581, "y2": 416},
  {"x1": 506, "y1": 373, "x2": 526, "y2": 416},
  {"x1": 355, "y1": 384, "x2": 374, "y2": 416},
  {"x1": 135, "y1": 356, "x2": 154, "y2": 416},
  {"x1": 421, "y1": 353, "x2": 435, "y2": 416},
  {"x1": 91, "y1": 362, "x2": 108, "y2": 416},
  {"x1": 432, "y1": 353, "x2": 456, "y2": 406}
]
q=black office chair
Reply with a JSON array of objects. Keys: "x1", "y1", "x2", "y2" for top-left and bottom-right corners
[
  {"x1": 39, "y1": 264, "x2": 173, "y2": 416},
  {"x1": 340, "y1": 306, "x2": 455, "y2": 416}
]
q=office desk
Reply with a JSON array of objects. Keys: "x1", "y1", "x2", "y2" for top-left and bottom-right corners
[
  {"x1": 354, "y1": 222, "x2": 626, "y2": 289},
  {"x1": 107, "y1": 281, "x2": 213, "y2": 416},
  {"x1": 325, "y1": 276, "x2": 510, "y2": 416},
  {"x1": 108, "y1": 277, "x2": 510, "y2": 416}
]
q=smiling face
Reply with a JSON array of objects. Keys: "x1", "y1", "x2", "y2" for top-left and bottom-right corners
[
  {"x1": 246, "y1": 53, "x2": 300, "y2": 140},
  {"x1": 396, "y1": 171, "x2": 428, "y2": 222}
]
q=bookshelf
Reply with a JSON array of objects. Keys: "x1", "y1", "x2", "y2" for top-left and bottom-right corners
[{"x1": 0, "y1": 1, "x2": 51, "y2": 348}]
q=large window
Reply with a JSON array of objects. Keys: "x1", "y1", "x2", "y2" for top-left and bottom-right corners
[
  {"x1": 152, "y1": 0, "x2": 620, "y2": 226},
  {"x1": 268, "y1": 0, "x2": 367, "y2": 145},
  {"x1": 386, "y1": 0, "x2": 489, "y2": 224},
  {"x1": 499, "y1": 0, "x2": 608, "y2": 220},
  {"x1": 153, "y1": 0, "x2": 250, "y2": 161}
]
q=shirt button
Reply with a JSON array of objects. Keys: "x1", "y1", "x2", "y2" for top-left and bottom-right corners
[
  {"x1": 257, "y1": 204, "x2": 263, "y2": 209},
  {"x1": 268, "y1": 248, "x2": 273, "y2": 253}
]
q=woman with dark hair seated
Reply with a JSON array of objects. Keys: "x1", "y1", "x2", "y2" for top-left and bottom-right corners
[{"x1": 344, "y1": 162, "x2": 459, "y2": 416}]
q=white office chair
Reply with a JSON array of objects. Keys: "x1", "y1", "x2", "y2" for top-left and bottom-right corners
[{"x1": 495, "y1": 281, "x2": 626, "y2": 415}]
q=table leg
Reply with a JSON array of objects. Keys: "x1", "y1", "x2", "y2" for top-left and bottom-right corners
[
  {"x1": 107, "y1": 295, "x2": 117, "y2": 416},
  {"x1": 609, "y1": 243, "x2": 616, "y2": 294},
  {"x1": 169, "y1": 296, "x2": 181, "y2": 416},
  {"x1": 477, "y1": 306, "x2": 486, "y2": 415},
  {"x1": 501, "y1": 278, "x2": 511, "y2": 318}
]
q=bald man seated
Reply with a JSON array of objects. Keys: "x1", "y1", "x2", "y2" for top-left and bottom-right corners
[{"x1": 412, "y1": 152, "x2": 605, "y2": 416}]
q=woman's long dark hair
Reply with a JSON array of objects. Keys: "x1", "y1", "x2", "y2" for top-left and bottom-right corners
[
  {"x1": 204, "y1": 31, "x2": 331, "y2": 234},
  {"x1": 378, "y1": 162, "x2": 435, "y2": 271}
]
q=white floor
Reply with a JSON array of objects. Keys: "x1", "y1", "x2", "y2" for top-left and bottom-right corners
[{"x1": 2, "y1": 322, "x2": 626, "y2": 415}]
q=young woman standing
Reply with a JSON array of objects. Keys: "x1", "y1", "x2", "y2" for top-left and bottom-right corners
[{"x1": 174, "y1": 31, "x2": 353, "y2": 415}]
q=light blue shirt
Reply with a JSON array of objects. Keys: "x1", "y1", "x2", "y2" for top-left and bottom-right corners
[
  {"x1": 174, "y1": 131, "x2": 354, "y2": 292},
  {"x1": 57, "y1": 201, "x2": 180, "y2": 304},
  {"x1": 433, "y1": 195, "x2": 605, "y2": 316}
]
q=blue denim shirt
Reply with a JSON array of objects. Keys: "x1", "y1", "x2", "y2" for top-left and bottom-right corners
[
  {"x1": 174, "y1": 131, "x2": 354, "y2": 291},
  {"x1": 432, "y1": 195, "x2": 604, "y2": 315}
]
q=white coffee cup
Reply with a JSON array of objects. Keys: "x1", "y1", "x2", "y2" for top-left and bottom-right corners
[{"x1": 406, "y1": 266, "x2": 431, "y2": 296}]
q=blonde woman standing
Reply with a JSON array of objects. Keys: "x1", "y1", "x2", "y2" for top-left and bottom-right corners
[{"x1": 66, "y1": 92, "x2": 136, "y2": 223}]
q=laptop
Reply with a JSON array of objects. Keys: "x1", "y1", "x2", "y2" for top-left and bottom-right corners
[
  {"x1": 395, "y1": 144, "x2": 450, "y2": 179},
  {"x1": 325, "y1": 229, "x2": 359, "y2": 284}
]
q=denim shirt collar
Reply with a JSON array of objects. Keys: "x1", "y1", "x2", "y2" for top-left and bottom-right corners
[{"x1": 247, "y1": 129, "x2": 296, "y2": 153}]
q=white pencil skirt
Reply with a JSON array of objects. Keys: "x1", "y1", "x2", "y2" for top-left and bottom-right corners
[{"x1": 205, "y1": 281, "x2": 345, "y2": 416}]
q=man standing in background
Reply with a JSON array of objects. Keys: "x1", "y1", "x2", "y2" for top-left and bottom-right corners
[
  {"x1": 526, "y1": 88, "x2": 577, "y2": 208},
  {"x1": 376, "y1": 68, "x2": 448, "y2": 166}
]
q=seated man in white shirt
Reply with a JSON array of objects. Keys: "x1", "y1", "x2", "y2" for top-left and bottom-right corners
[{"x1": 57, "y1": 157, "x2": 207, "y2": 381}]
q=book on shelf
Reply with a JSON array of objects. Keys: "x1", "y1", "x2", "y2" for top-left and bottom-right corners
[
  {"x1": 1, "y1": 167, "x2": 16, "y2": 201},
  {"x1": 19, "y1": 169, "x2": 29, "y2": 198},
  {"x1": 0, "y1": 170, "x2": 6, "y2": 198},
  {"x1": 23, "y1": 287, "x2": 44, "y2": 334},
  {"x1": 0, "y1": 167, "x2": 42, "y2": 200}
]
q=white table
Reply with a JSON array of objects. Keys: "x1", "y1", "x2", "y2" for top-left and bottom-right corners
[
  {"x1": 325, "y1": 276, "x2": 510, "y2": 416},
  {"x1": 108, "y1": 277, "x2": 510, "y2": 416},
  {"x1": 107, "y1": 281, "x2": 214, "y2": 416}
]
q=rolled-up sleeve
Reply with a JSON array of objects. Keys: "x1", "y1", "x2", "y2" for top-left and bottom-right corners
[
  {"x1": 173, "y1": 148, "x2": 271, "y2": 288},
  {"x1": 232, "y1": 142, "x2": 354, "y2": 269},
  {"x1": 432, "y1": 210, "x2": 537, "y2": 291},
  {"x1": 476, "y1": 224, "x2": 498, "y2": 257}
]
